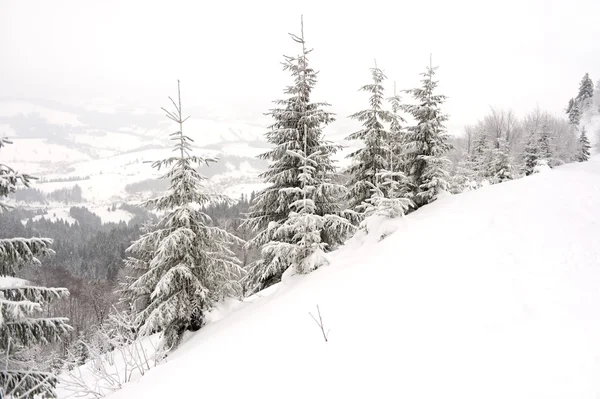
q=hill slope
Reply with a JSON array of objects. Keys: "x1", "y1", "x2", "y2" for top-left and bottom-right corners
[{"x1": 106, "y1": 156, "x2": 600, "y2": 399}]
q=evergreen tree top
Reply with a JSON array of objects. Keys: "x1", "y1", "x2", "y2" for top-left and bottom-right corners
[
  {"x1": 578, "y1": 73, "x2": 594, "y2": 99},
  {"x1": 143, "y1": 81, "x2": 230, "y2": 211},
  {"x1": 402, "y1": 62, "x2": 448, "y2": 112}
]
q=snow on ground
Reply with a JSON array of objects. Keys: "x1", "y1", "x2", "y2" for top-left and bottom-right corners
[
  {"x1": 1, "y1": 138, "x2": 92, "y2": 164},
  {"x1": 32, "y1": 207, "x2": 78, "y2": 225},
  {"x1": 24, "y1": 204, "x2": 134, "y2": 225},
  {"x1": 56, "y1": 334, "x2": 162, "y2": 399},
  {"x1": 98, "y1": 157, "x2": 600, "y2": 399},
  {"x1": 87, "y1": 206, "x2": 134, "y2": 224}
]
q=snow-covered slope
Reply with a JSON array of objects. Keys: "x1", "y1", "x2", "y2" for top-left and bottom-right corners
[{"x1": 102, "y1": 157, "x2": 600, "y2": 398}]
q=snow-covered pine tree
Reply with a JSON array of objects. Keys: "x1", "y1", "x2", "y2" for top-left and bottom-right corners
[
  {"x1": 577, "y1": 126, "x2": 591, "y2": 162},
  {"x1": 537, "y1": 124, "x2": 554, "y2": 164},
  {"x1": 400, "y1": 57, "x2": 453, "y2": 207},
  {"x1": 0, "y1": 137, "x2": 72, "y2": 398},
  {"x1": 344, "y1": 63, "x2": 394, "y2": 209},
  {"x1": 470, "y1": 131, "x2": 492, "y2": 180},
  {"x1": 488, "y1": 138, "x2": 513, "y2": 184},
  {"x1": 257, "y1": 147, "x2": 355, "y2": 278},
  {"x1": 576, "y1": 73, "x2": 595, "y2": 114},
  {"x1": 566, "y1": 98, "x2": 581, "y2": 126},
  {"x1": 243, "y1": 17, "x2": 356, "y2": 292},
  {"x1": 359, "y1": 82, "x2": 413, "y2": 220},
  {"x1": 122, "y1": 82, "x2": 245, "y2": 351},
  {"x1": 387, "y1": 82, "x2": 407, "y2": 176},
  {"x1": 523, "y1": 130, "x2": 540, "y2": 176}
]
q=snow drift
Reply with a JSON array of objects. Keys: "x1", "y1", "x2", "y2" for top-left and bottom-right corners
[{"x1": 101, "y1": 156, "x2": 600, "y2": 399}]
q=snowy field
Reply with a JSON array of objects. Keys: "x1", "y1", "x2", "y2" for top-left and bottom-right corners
[{"x1": 71, "y1": 156, "x2": 600, "y2": 399}]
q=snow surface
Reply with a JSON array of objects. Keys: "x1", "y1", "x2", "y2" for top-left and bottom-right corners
[
  {"x1": 95, "y1": 156, "x2": 600, "y2": 399},
  {"x1": 0, "y1": 276, "x2": 28, "y2": 288},
  {"x1": 32, "y1": 207, "x2": 78, "y2": 225}
]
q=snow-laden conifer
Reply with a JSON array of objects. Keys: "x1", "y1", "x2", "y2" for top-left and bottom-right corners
[
  {"x1": 387, "y1": 82, "x2": 406, "y2": 173},
  {"x1": 400, "y1": 58, "x2": 452, "y2": 207},
  {"x1": 254, "y1": 148, "x2": 355, "y2": 280},
  {"x1": 523, "y1": 130, "x2": 540, "y2": 176},
  {"x1": 1, "y1": 138, "x2": 72, "y2": 398},
  {"x1": 243, "y1": 17, "x2": 357, "y2": 292},
  {"x1": 358, "y1": 83, "x2": 413, "y2": 221},
  {"x1": 123, "y1": 82, "x2": 244, "y2": 351},
  {"x1": 566, "y1": 97, "x2": 581, "y2": 126},
  {"x1": 345, "y1": 64, "x2": 394, "y2": 209},
  {"x1": 576, "y1": 73, "x2": 595, "y2": 113},
  {"x1": 488, "y1": 138, "x2": 513, "y2": 183},
  {"x1": 577, "y1": 126, "x2": 591, "y2": 162}
]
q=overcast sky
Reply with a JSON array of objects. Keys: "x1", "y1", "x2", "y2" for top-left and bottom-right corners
[{"x1": 2, "y1": 0, "x2": 600, "y2": 141}]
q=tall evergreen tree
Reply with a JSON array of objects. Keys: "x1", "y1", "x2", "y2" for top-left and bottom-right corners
[
  {"x1": 387, "y1": 82, "x2": 406, "y2": 174},
  {"x1": 243, "y1": 17, "x2": 356, "y2": 292},
  {"x1": 577, "y1": 126, "x2": 591, "y2": 162},
  {"x1": 123, "y1": 82, "x2": 244, "y2": 351},
  {"x1": 523, "y1": 130, "x2": 540, "y2": 176},
  {"x1": 344, "y1": 63, "x2": 394, "y2": 209},
  {"x1": 537, "y1": 124, "x2": 554, "y2": 163},
  {"x1": 0, "y1": 138, "x2": 72, "y2": 398},
  {"x1": 566, "y1": 97, "x2": 581, "y2": 126},
  {"x1": 488, "y1": 138, "x2": 513, "y2": 183},
  {"x1": 400, "y1": 58, "x2": 453, "y2": 207},
  {"x1": 470, "y1": 132, "x2": 492, "y2": 180},
  {"x1": 576, "y1": 73, "x2": 595, "y2": 113}
]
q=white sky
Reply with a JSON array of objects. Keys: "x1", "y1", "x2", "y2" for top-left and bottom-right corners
[{"x1": 2, "y1": 0, "x2": 600, "y2": 139}]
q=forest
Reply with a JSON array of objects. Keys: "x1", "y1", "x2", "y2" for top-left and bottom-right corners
[{"x1": 1, "y1": 17, "x2": 599, "y2": 399}]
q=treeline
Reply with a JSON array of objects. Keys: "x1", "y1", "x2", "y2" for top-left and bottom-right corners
[
  {"x1": 39, "y1": 175, "x2": 90, "y2": 183},
  {"x1": 447, "y1": 73, "x2": 598, "y2": 193},
  {"x1": 9, "y1": 184, "x2": 84, "y2": 204}
]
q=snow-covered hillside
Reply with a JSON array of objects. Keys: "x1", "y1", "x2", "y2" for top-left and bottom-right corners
[{"x1": 85, "y1": 156, "x2": 600, "y2": 399}]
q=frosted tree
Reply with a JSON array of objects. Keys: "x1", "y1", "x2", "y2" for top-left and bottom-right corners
[
  {"x1": 344, "y1": 63, "x2": 394, "y2": 209},
  {"x1": 387, "y1": 82, "x2": 406, "y2": 173},
  {"x1": 577, "y1": 126, "x2": 591, "y2": 162},
  {"x1": 566, "y1": 97, "x2": 581, "y2": 126},
  {"x1": 243, "y1": 17, "x2": 357, "y2": 292},
  {"x1": 400, "y1": 57, "x2": 453, "y2": 207},
  {"x1": 123, "y1": 82, "x2": 245, "y2": 351},
  {"x1": 576, "y1": 73, "x2": 595, "y2": 114},
  {"x1": 255, "y1": 149, "x2": 355, "y2": 280},
  {"x1": 488, "y1": 138, "x2": 513, "y2": 183},
  {"x1": 522, "y1": 130, "x2": 540, "y2": 175},
  {"x1": 1, "y1": 138, "x2": 72, "y2": 398},
  {"x1": 450, "y1": 156, "x2": 478, "y2": 193},
  {"x1": 537, "y1": 125, "x2": 554, "y2": 163},
  {"x1": 470, "y1": 132, "x2": 492, "y2": 180}
]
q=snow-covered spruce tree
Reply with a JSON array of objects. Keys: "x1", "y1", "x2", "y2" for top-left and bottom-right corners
[
  {"x1": 243, "y1": 17, "x2": 356, "y2": 292},
  {"x1": 258, "y1": 148, "x2": 355, "y2": 277},
  {"x1": 344, "y1": 64, "x2": 394, "y2": 209},
  {"x1": 522, "y1": 130, "x2": 540, "y2": 176},
  {"x1": 576, "y1": 73, "x2": 595, "y2": 114},
  {"x1": 386, "y1": 82, "x2": 407, "y2": 175},
  {"x1": 537, "y1": 125, "x2": 554, "y2": 164},
  {"x1": 358, "y1": 82, "x2": 413, "y2": 222},
  {"x1": 566, "y1": 97, "x2": 581, "y2": 126},
  {"x1": 0, "y1": 137, "x2": 72, "y2": 398},
  {"x1": 400, "y1": 59, "x2": 453, "y2": 207},
  {"x1": 577, "y1": 126, "x2": 591, "y2": 162},
  {"x1": 488, "y1": 138, "x2": 513, "y2": 184},
  {"x1": 470, "y1": 131, "x2": 492, "y2": 180},
  {"x1": 123, "y1": 82, "x2": 244, "y2": 351}
]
